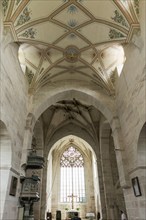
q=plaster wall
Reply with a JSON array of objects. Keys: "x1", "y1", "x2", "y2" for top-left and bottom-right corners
[
  {"x1": 2, "y1": 170, "x2": 20, "y2": 220},
  {"x1": 116, "y1": 0, "x2": 145, "y2": 170},
  {"x1": 0, "y1": 41, "x2": 28, "y2": 219},
  {"x1": 1, "y1": 42, "x2": 28, "y2": 169},
  {"x1": 115, "y1": 1, "x2": 146, "y2": 219}
]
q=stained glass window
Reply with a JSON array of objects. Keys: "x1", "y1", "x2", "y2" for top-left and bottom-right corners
[{"x1": 60, "y1": 146, "x2": 86, "y2": 203}]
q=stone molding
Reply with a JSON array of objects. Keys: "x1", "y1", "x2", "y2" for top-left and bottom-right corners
[{"x1": 129, "y1": 166, "x2": 146, "y2": 175}]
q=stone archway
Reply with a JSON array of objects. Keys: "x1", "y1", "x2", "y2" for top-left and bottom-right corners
[
  {"x1": 42, "y1": 135, "x2": 101, "y2": 220},
  {"x1": 22, "y1": 88, "x2": 119, "y2": 167},
  {"x1": 34, "y1": 119, "x2": 101, "y2": 220},
  {"x1": 32, "y1": 88, "x2": 116, "y2": 130},
  {"x1": 137, "y1": 122, "x2": 146, "y2": 167},
  {"x1": 21, "y1": 89, "x2": 129, "y2": 220}
]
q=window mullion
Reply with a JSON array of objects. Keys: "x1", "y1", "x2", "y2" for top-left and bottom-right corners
[{"x1": 60, "y1": 146, "x2": 85, "y2": 204}]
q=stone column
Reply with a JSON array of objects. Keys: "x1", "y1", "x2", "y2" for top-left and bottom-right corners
[
  {"x1": 112, "y1": 126, "x2": 130, "y2": 189},
  {"x1": 96, "y1": 150, "x2": 107, "y2": 220},
  {"x1": 23, "y1": 203, "x2": 31, "y2": 220},
  {"x1": 111, "y1": 122, "x2": 130, "y2": 219},
  {"x1": 40, "y1": 157, "x2": 48, "y2": 220},
  {"x1": 21, "y1": 113, "x2": 35, "y2": 171},
  {"x1": 99, "y1": 117, "x2": 121, "y2": 220},
  {"x1": 100, "y1": 134, "x2": 118, "y2": 220}
]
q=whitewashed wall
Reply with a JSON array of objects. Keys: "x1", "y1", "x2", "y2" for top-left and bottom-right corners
[
  {"x1": 115, "y1": 1, "x2": 146, "y2": 219},
  {"x1": 0, "y1": 41, "x2": 28, "y2": 219}
]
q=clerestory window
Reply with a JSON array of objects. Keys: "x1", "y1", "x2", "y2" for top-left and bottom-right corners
[{"x1": 60, "y1": 146, "x2": 86, "y2": 203}]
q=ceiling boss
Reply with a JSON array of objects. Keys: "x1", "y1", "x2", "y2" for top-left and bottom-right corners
[{"x1": 64, "y1": 46, "x2": 79, "y2": 62}]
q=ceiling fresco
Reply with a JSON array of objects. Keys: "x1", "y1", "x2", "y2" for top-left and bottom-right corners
[{"x1": 2, "y1": 0, "x2": 140, "y2": 96}]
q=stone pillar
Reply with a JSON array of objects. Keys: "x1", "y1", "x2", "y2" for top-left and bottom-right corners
[
  {"x1": 112, "y1": 126, "x2": 130, "y2": 189},
  {"x1": 111, "y1": 121, "x2": 130, "y2": 219},
  {"x1": 23, "y1": 203, "x2": 30, "y2": 220},
  {"x1": 21, "y1": 113, "x2": 35, "y2": 171},
  {"x1": 40, "y1": 157, "x2": 48, "y2": 220},
  {"x1": 96, "y1": 151, "x2": 107, "y2": 220},
  {"x1": 99, "y1": 117, "x2": 121, "y2": 220},
  {"x1": 100, "y1": 134, "x2": 118, "y2": 220}
]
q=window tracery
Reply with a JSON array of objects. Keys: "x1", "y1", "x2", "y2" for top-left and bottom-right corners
[{"x1": 60, "y1": 146, "x2": 85, "y2": 203}]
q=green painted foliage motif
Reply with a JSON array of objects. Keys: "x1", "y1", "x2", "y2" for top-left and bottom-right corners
[
  {"x1": 20, "y1": 28, "x2": 36, "y2": 39},
  {"x1": 68, "y1": 33, "x2": 76, "y2": 39},
  {"x1": 26, "y1": 67, "x2": 34, "y2": 84},
  {"x1": 16, "y1": 0, "x2": 22, "y2": 5},
  {"x1": 68, "y1": 20, "x2": 78, "y2": 28},
  {"x1": 120, "y1": 0, "x2": 127, "y2": 3},
  {"x1": 2, "y1": 0, "x2": 9, "y2": 15},
  {"x1": 109, "y1": 29, "x2": 125, "y2": 39},
  {"x1": 133, "y1": 0, "x2": 139, "y2": 15},
  {"x1": 112, "y1": 10, "x2": 128, "y2": 27},
  {"x1": 67, "y1": 5, "x2": 78, "y2": 14},
  {"x1": 63, "y1": 0, "x2": 83, "y2": 2},
  {"x1": 16, "y1": 7, "x2": 31, "y2": 26}
]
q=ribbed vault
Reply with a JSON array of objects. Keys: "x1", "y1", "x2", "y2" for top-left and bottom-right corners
[{"x1": 2, "y1": 0, "x2": 140, "y2": 95}]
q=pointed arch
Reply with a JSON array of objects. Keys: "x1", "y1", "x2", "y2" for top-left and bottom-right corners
[{"x1": 137, "y1": 122, "x2": 146, "y2": 167}]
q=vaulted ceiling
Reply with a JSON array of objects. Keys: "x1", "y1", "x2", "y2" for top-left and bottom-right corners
[
  {"x1": 3, "y1": 0, "x2": 140, "y2": 96},
  {"x1": 37, "y1": 99, "x2": 101, "y2": 147}
]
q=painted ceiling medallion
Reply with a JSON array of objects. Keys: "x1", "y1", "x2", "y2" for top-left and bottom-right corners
[
  {"x1": 67, "y1": 4, "x2": 78, "y2": 14},
  {"x1": 68, "y1": 19, "x2": 78, "y2": 28},
  {"x1": 64, "y1": 46, "x2": 79, "y2": 62}
]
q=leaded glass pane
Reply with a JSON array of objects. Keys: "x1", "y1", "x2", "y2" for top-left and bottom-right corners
[{"x1": 60, "y1": 146, "x2": 85, "y2": 203}]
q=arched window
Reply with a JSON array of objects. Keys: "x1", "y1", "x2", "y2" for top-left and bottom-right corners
[{"x1": 60, "y1": 146, "x2": 85, "y2": 203}]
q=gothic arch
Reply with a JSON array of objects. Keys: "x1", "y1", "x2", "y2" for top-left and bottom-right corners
[
  {"x1": 0, "y1": 120, "x2": 12, "y2": 167},
  {"x1": 43, "y1": 135, "x2": 100, "y2": 220},
  {"x1": 32, "y1": 89, "x2": 116, "y2": 131},
  {"x1": 137, "y1": 122, "x2": 146, "y2": 167},
  {"x1": 45, "y1": 123, "x2": 98, "y2": 156}
]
